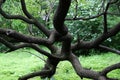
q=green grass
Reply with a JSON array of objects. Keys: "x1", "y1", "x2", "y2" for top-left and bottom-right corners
[{"x1": 0, "y1": 50, "x2": 120, "y2": 80}]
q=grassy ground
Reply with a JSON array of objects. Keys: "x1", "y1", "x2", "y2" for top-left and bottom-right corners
[{"x1": 0, "y1": 49, "x2": 120, "y2": 80}]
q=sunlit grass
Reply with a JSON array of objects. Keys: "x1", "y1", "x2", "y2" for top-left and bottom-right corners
[
  {"x1": 0, "y1": 49, "x2": 44, "y2": 80},
  {"x1": 0, "y1": 50, "x2": 120, "y2": 80}
]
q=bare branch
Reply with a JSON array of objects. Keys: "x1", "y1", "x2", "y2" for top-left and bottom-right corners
[
  {"x1": 98, "y1": 45, "x2": 120, "y2": 55},
  {"x1": 66, "y1": 13, "x2": 104, "y2": 21},
  {"x1": 22, "y1": 50, "x2": 46, "y2": 62},
  {"x1": 66, "y1": 12, "x2": 120, "y2": 21}
]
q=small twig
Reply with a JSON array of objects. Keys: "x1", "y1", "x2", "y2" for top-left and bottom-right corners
[
  {"x1": 22, "y1": 50, "x2": 47, "y2": 63},
  {"x1": 98, "y1": 45, "x2": 120, "y2": 55},
  {"x1": 74, "y1": 0, "x2": 78, "y2": 19},
  {"x1": 65, "y1": 13, "x2": 104, "y2": 21}
]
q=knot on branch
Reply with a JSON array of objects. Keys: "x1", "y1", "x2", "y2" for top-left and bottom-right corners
[{"x1": 6, "y1": 29, "x2": 14, "y2": 35}]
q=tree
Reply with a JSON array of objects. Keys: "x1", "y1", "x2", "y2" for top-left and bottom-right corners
[{"x1": 0, "y1": 0, "x2": 120, "y2": 80}]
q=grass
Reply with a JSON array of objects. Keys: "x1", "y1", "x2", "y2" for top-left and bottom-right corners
[{"x1": 0, "y1": 49, "x2": 120, "y2": 80}]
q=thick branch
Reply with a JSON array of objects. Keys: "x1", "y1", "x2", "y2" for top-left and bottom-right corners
[
  {"x1": 68, "y1": 53, "x2": 102, "y2": 80},
  {"x1": 61, "y1": 33, "x2": 72, "y2": 57},
  {"x1": 19, "y1": 70, "x2": 51, "y2": 80},
  {"x1": 0, "y1": 29, "x2": 66, "y2": 59},
  {"x1": 72, "y1": 23, "x2": 120, "y2": 51},
  {"x1": 53, "y1": 0, "x2": 71, "y2": 35},
  {"x1": 0, "y1": 37, "x2": 54, "y2": 57},
  {"x1": 0, "y1": 29, "x2": 62, "y2": 52},
  {"x1": 0, "y1": 37, "x2": 30, "y2": 51},
  {"x1": 0, "y1": 28, "x2": 50, "y2": 45},
  {"x1": 0, "y1": 33, "x2": 66, "y2": 60},
  {"x1": 100, "y1": 62, "x2": 120, "y2": 76},
  {"x1": 19, "y1": 57, "x2": 60, "y2": 80},
  {"x1": 103, "y1": 13, "x2": 108, "y2": 33}
]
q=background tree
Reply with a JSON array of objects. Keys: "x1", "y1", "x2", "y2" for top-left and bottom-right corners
[{"x1": 0, "y1": 0, "x2": 120, "y2": 80}]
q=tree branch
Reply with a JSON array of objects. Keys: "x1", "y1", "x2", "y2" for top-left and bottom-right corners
[
  {"x1": 53, "y1": 0, "x2": 71, "y2": 35},
  {"x1": 0, "y1": 37, "x2": 55, "y2": 58},
  {"x1": 19, "y1": 57, "x2": 60, "y2": 80},
  {"x1": 103, "y1": 13, "x2": 107, "y2": 33},
  {"x1": 0, "y1": 0, "x2": 120, "y2": 80},
  {"x1": 18, "y1": 70, "x2": 51, "y2": 80},
  {"x1": 0, "y1": 1, "x2": 51, "y2": 37},
  {"x1": 66, "y1": 12, "x2": 104, "y2": 21},
  {"x1": 0, "y1": 8, "x2": 34, "y2": 24},
  {"x1": 72, "y1": 23, "x2": 120, "y2": 51},
  {"x1": 20, "y1": 0, "x2": 34, "y2": 19},
  {"x1": 100, "y1": 62, "x2": 120, "y2": 76},
  {"x1": 103, "y1": 0, "x2": 119, "y2": 33},
  {"x1": 0, "y1": 28, "x2": 50, "y2": 45},
  {"x1": 20, "y1": 0, "x2": 51, "y2": 36},
  {"x1": 0, "y1": 37, "x2": 29, "y2": 51},
  {"x1": 98, "y1": 45, "x2": 120, "y2": 55},
  {"x1": 66, "y1": 0, "x2": 119, "y2": 21},
  {"x1": 68, "y1": 53, "x2": 102, "y2": 80}
]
